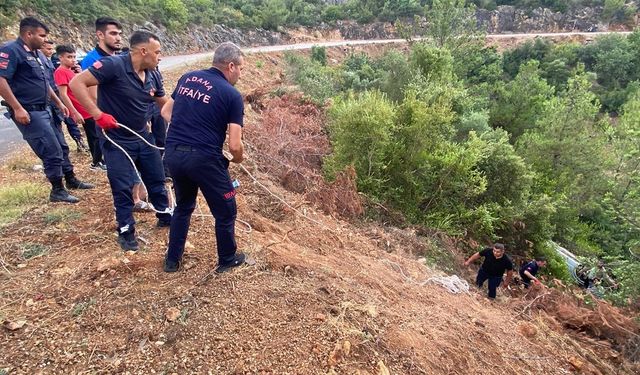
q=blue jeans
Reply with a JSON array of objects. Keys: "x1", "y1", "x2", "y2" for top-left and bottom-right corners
[
  {"x1": 165, "y1": 146, "x2": 237, "y2": 264},
  {"x1": 476, "y1": 268, "x2": 503, "y2": 299}
]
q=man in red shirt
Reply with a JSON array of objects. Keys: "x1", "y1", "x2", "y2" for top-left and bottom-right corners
[{"x1": 54, "y1": 44, "x2": 105, "y2": 171}]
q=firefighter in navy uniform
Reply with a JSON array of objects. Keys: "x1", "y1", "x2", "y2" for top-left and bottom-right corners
[
  {"x1": 70, "y1": 30, "x2": 171, "y2": 252},
  {"x1": 0, "y1": 17, "x2": 94, "y2": 203},
  {"x1": 161, "y1": 42, "x2": 247, "y2": 273}
]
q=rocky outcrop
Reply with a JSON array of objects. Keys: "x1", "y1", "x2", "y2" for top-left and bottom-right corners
[{"x1": 476, "y1": 6, "x2": 606, "y2": 33}]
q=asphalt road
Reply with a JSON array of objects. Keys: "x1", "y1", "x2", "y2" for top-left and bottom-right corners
[{"x1": 0, "y1": 31, "x2": 630, "y2": 160}]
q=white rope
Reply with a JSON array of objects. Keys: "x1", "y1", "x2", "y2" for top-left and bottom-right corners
[
  {"x1": 102, "y1": 126, "x2": 173, "y2": 215},
  {"x1": 420, "y1": 275, "x2": 470, "y2": 294},
  {"x1": 380, "y1": 259, "x2": 469, "y2": 294},
  {"x1": 103, "y1": 123, "x2": 254, "y2": 232},
  {"x1": 106, "y1": 122, "x2": 337, "y2": 233}
]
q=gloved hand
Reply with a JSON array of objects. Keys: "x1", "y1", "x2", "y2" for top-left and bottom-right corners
[{"x1": 95, "y1": 112, "x2": 118, "y2": 130}]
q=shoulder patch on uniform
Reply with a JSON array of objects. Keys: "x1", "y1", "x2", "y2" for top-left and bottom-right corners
[
  {"x1": 92, "y1": 61, "x2": 103, "y2": 69},
  {"x1": 0, "y1": 60, "x2": 8, "y2": 69},
  {"x1": 0, "y1": 52, "x2": 8, "y2": 58}
]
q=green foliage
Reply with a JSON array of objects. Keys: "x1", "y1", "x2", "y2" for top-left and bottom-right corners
[
  {"x1": 603, "y1": 0, "x2": 637, "y2": 25},
  {"x1": 284, "y1": 52, "x2": 336, "y2": 104},
  {"x1": 160, "y1": 0, "x2": 188, "y2": 29},
  {"x1": 71, "y1": 298, "x2": 96, "y2": 317},
  {"x1": 256, "y1": 0, "x2": 289, "y2": 30},
  {"x1": 425, "y1": 0, "x2": 484, "y2": 52},
  {"x1": 284, "y1": 20, "x2": 640, "y2": 304},
  {"x1": 490, "y1": 60, "x2": 554, "y2": 140},
  {"x1": 324, "y1": 90, "x2": 395, "y2": 197},
  {"x1": 0, "y1": 0, "x2": 621, "y2": 33},
  {"x1": 310, "y1": 46, "x2": 327, "y2": 66},
  {"x1": 538, "y1": 242, "x2": 572, "y2": 281},
  {"x1": 20, "y1": 243, "x2": 49, "y2": 260}
]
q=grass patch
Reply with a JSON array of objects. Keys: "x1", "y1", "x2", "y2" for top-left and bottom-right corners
[
  {"x1": 43, "y1": 207, "x2": 82, "y2": 225},
  {"x1": 0, "y1": 182, "x2": 48, "y2": 226},
  {"x1": 71, "y1": 298, "x2": 96, "y2": 317},
  {"x1": 6, "y1": 152, "x2": 39, "y2": 171},
  {"x1": 20, "y1": 243, "x2": 49, "y2": 260}
]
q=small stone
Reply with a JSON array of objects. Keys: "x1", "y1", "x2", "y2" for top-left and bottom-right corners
[
  {"x1": 377, "y1": 360, "x2": 390, "y2": 375},
  {"x1": 3, "y1": 320, "x2": 27, "y2": 331},
  {"x1": 155, "y1": 341, "x2": 165, "y2": 346},
  {"x1": 568, "y1": 356, "x2": 584, "y2": 370},
  {"x1": 25, "y1": 299, "x2": 35, "y2": 307},
  {"x1": 472, "y1": 318, "x2": 486, "y2": 328},
  {"x1": 17, "y1": 264, "x2": 27, "y2": 268},
  {"x1": 96, "y1": 257, "x2": 119, "y2": 272},
  {"x1": 315, "y1": 313, "x2": 326, "y2": 322},
  {"x1": 165, "y1": 307, "x2": 181, "y2": 322},
  {"x1": 342, "y1": 340, "x2": 351, "y2": 357},
  {"x1": 33, "y1": 164, "x2": 43, "y2": 172}
]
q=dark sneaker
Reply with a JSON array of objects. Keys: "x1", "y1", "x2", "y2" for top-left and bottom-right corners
[
  {"x1": 215, "y1": 253, "x2": 247, "y2": 274},
  {"x1": 49, "y1": 188, "x2": 80, "y2": 203},
  {"x1": 90, "y1": 162, "x2": 107, "y2": 172},
  {"x1": 163, "y1": 257, "x2": 180, "y2": 273},
  {"x1": 66, "y1": 177, "x2": 95, "y2": 190},
  {"x1": 117, "y1": 231, "x2": 139, "y2": 252}
]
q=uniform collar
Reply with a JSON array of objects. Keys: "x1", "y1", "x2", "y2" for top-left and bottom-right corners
[
  {"x1": 210, "y1": 67, "x2": 229, "y2": 82},
  {"x1": 124, "y1": 54, "x2": 150, "y2": 84},
  {"x1": 16, "y1": 37, "x2": 32, "y2": 52},
  {"x1": 95, "y1": 44, "x2": 114, "y2": 57}
]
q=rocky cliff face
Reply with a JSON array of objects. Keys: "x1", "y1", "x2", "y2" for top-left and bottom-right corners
[
  {"x1": 476, "y1": 5, "x2": 607, "y2": 33},
  {"x1": 1, "y1": 6, "x2": 635, "y2": 55}
]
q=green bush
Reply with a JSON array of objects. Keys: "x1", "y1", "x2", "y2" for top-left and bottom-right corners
[{"x1": 310, "y1": 46, "x2": 327, "y2": 66}]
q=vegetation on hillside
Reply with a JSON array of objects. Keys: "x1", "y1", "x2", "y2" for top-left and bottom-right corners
[
  {"x1": 283, "y1": 0, "x2": 640, "y2": 305},
  {"x1": 0, "y1": 0, "x2": 636, "y2": 31}
]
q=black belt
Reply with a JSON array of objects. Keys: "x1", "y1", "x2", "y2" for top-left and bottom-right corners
[
  {"x1": 22, "y1": 104, "x2": 48, "y2": 112},
  {"x1": 175, "y1": 145, "x2": 197, "y2": 152}
]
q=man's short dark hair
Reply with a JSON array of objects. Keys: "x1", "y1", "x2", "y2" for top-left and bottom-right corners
[
  {"x1": 19, "y1": 17, "x2": 49, "y2": 34},
  {"x1": 535, "y1": 256, "x2": 547, "y2": 262},
  {"x1": 130, "y1": 30, "x2": 159, "y2": 48},
  {"x1": 493, "y1": 243, "x2": 505, "y2": 251},
  {"x1": 55, "y1": 44, "x2": 75, "y2": 55},
  {"x1": 95, "y1": 17, "x2": 122, "y2": 33}
]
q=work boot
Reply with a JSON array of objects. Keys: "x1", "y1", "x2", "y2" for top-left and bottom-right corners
[
  {"x1": 65, "y1": 173, "x2": 95, "y2": 189},
  {"x1": 163, "y1": 256, "x2": 181, "y2": 273},
  {"x1": 49, "y1": 178, "x2": 80, "y2": 203},
  {"x1": 117, "y1": 230, "x2": 139, "y2": 252}
]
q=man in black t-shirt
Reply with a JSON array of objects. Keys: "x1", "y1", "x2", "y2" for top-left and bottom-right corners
[{"x1": 464, "y1": 243, "x2": 514, "y2": 299}]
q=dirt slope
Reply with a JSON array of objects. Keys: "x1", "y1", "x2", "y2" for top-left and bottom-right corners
[{"x1": 1, "y1": 46, "x2": 638, "y2": 375}]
